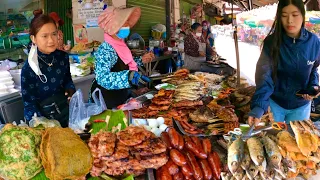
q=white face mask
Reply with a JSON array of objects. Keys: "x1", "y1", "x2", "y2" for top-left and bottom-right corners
[
  {"x1": 28, "y1": 39, "x2": 47, "y2": 83},
  {"x1": 196, "y1": 33, "x2": 202, "y2": 37}
]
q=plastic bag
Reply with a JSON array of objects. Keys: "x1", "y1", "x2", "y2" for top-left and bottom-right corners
[
  {"x1": 29, "y1": 113, "x2": 61, "y2": 128},
  {"x1": 69, "y1": 88, "x2": 106, "y2": 132}
]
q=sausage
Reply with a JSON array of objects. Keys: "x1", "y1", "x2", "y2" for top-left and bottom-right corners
[
  {"x1": 184, "y1": 129, "x2": 200, "y2": 135},
  {"x1": 184, "y1": 176, "x2": 195, "y2": 180},
  {"x1": 156, "y1": 168, "x2": 162, "y2": 180},
  {"x1": 185, "y1": 151, "x2": 203, "y2": 180},
  {"x1": 173, "y1": 171, "x2": 184, "y2": 180},
  {"x1": 184, "y1": 137, "x2": 207, "y2": 159},
  {"x1": 202, "y1": 138, "x2": 212, "y2": 155},
  {"x1": 168, "y1": 128, "x2": 180, "y2": 149},
  {"x1": 181, "y1": 163, "x2": 194, "y2": 177},
  {"x1": 166, "y1": 159, "x2": 179, "y2": 175},
  {"x1": 178, "y1": 134, "x2": 184, "y2": 150},
  {"x1": 170, "y1": 149, "x2": 187, "y2": 166},
  {"x1": 191, "y1": 136, "x2": 202, "y2": 149},
  {"x1": 199, "y1": 159, "x2": 213, "y2": 180},
  {"x1": 208, "y1": 152, "x2": 221, "y2": 180},
  {"x1": 180, "y1": 121, "x2": 196, "y2": 130},
  {"x1": 161, "y1": 132, "x2": 173, "y2": 149},
  {"x1": 160, "y1": 166, "x2": 173, "y2": 180}
]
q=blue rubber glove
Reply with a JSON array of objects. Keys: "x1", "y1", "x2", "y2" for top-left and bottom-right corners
[{"x1": 129, "y1": 71, "x2": 151, "y2": 86}]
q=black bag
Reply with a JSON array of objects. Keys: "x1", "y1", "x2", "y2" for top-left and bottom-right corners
[{"x1": 39, "y1": 93, "x2": 69, "y2": 127}]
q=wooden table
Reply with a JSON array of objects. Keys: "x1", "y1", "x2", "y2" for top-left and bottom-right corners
[{"x1": 138, "y1": 55, "x2": 173, "y2": 77}]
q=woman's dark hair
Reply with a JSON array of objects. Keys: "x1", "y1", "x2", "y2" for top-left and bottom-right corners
[
  {"x1": 191, "y1": 23, "x2": 201, "y2": 30},
  {"x1": 30, "y1": 10, "x2": 56, "y2": 36},
  {"x1": 264, "y1": 0, "x2": 305, "y2": 81}
]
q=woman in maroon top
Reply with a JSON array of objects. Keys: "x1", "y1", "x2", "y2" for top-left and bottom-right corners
[{"x1": 184, "y1": 23, "x2": 214, "y2": 72}]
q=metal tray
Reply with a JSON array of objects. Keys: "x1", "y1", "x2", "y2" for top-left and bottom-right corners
[{"x1": 133, "y1": 91, "x2": 157, "y2": 104}]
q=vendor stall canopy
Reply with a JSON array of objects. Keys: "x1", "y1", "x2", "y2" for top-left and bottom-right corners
[{"x1": 205, "y1": 0, "x2": 308, "y2": 11}]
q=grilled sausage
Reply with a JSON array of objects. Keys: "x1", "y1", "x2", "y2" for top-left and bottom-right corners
[
  {"x1": 185, "y1": 151, "x2": 203, "y2": 180},
  {"x1": 178, "y1": 134, "x2": 184, "y2": 150},
  {"x1": 208, "y1": 152, "x2": 221, "y2": 180},
  {"x1": 161, "y1": 132, "x2": 173, "y2": 149},
  {"x1": 181, "y1": 163, "x2": 194, "y2": 177},
  {"x1": 199, "y1": 159, "x2": 213, "y2": 180},
  {"x1": 191, "y1": 136, "x2": 202, "y2": 149},
  {"x1": 168, "y1": 128, "x2": 180, "y2": 149},
  {"x1": 202, "y1": 138, "x2": 212, "y2": 155},
  {"x1": 160, "y1": 166, "x2": 173, "y2": 180},
  {"x1": 184, "y1": 137, "x2": 207, "y2": 159},
  {"x1": 173, "y1": 171, "x2": 184, "y2": 180},
  {"x1": 170, "y1": 149, "x2": 187, "y2": 166},
  {"x1": 166, "y1": 159, "x2": 179, "y2": 175}
]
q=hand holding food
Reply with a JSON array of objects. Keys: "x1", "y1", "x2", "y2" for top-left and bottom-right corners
[
  {"x1": 142, "y1": 52, "x2": 155, "y2": 63},
  {"x1": 248, "y1": 116, "x2": 260, "y2": 127}
]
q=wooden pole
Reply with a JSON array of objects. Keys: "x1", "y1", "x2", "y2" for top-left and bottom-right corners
[{"x1": 231, "y1": 0, "x2": 241, "y2": 87}]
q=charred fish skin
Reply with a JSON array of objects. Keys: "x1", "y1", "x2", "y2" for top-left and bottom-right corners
[
  {"x1": 245, "y1": 163, "x2": 259, "y2": 180},
  {"x1": 228, "y1": 138, "x2": 244, "y2": 175},
  {"x1": 221, "y1": 172, "x2": 233, "y2": 180},
  {"x1": 261, "y1": 136, "x2": 282, "y2": 170},
  {"x1": 247, "y1": 137, "x2": 265, "y2": 168},
  {"x1": 241, "y1": 144, "x2": 251, "y2": 171}
]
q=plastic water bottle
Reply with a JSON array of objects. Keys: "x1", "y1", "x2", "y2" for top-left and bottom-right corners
[{"x1": 176, "y1": 53, "x2": 182, "y2": 69}]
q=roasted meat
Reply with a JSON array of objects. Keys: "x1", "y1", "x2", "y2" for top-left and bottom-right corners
[
  {"x1": 148, "y1": 105, "x2": 170, "y2": 111},
  {"x1": 131, "y1": 107, "x2": 149, "y2": 118},
  {"x1": 154, "y1": 89, "x2": 175, "y2": 98},
  {"x1": 152, "y1": 96, "x2": 172, "y2": 105},
  {"x1": 89, "y1": 126, "x2": 169, "y2": 177},
  {"x1": 132, "y1": 138, "x2": 167, "y2": 156},
  {"x1": 88, "y1": 131, "x2": 117, "y2": 158},
  {"x1": 189, "y1": 106, "x2": 220, "y2": 123},
  {"x1": 173, "y1": 100, "x2": 203, "y2": 108},
  {"x1": 140, "y1": 152, "x2": 169, "y2": 169},
  {"x1": 117, "y1": 126, "x2": 152, "y2": 146}
]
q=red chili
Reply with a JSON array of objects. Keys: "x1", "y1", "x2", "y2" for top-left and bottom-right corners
[{"x1": 94, "y1": 119, "x2": 105, "y2": 123}]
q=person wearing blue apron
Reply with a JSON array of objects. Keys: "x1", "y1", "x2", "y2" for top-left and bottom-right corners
[{"x1": 90, "y1": 6, "x2": 154, "y2": 109}]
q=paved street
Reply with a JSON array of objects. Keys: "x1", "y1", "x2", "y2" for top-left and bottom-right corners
[{"x1": 215, "y1": 35, "x2": 260, "y2": 85}]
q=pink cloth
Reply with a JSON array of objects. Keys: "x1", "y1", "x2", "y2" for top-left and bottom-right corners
[{"x1": 104, "y1": 33, "x2": 138, "y2": 71}]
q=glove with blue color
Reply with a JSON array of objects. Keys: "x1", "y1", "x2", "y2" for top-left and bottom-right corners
[{"x1": 129, "y1": 71, "x2": 151, "y2": 86}]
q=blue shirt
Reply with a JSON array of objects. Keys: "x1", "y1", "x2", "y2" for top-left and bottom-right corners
[
  {"x1": 21, "y1": 49, "x2": 75, "y2": 121},
  {"x1": 249, "y1": 28, "x2": 320, "y2": 119},
  {"x1": 94, "y1": 42, "x2": 143, "y2": 90}
]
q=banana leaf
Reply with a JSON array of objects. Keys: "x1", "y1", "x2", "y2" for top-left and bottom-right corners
[
  {"x1": 31, "y1": 170, "x2": 49, "y2": 180},
  {"x1": 89, "y1": 110, "x2": 128, "y2": 134}
]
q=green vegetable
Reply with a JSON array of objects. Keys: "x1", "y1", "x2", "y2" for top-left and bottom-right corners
[
  {"x1": 122, "y1": 175, "x2": 134, "y2": 180},
  {"x1": 89, "y1": 110, "x2": 128, "y2": 134},
  {"x1": 31, "y1": 170, "x2": 49, "y2": 180}
]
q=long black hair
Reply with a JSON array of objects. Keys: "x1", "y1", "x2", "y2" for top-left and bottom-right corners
[{"x1": 263, "y1": 0, "x2": 305, "y2": 81}]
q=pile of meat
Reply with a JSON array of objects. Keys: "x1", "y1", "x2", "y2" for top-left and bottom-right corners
[
  {"x1": 157, "y1": 128, "x2": 222, "y2": 180},
  {"x1": 88, "y1": 126, "x2": 168, "y2": 177}
]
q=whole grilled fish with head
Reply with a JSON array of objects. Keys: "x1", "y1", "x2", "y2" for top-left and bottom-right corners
[
  {"x1": 228, "y1": 137, "x2": 244, "y2": 175},
  {"x1": 247, "y1": 137, "x2": 266, "y2": 171},
  {"x1": 241, "y1": 144, "x2": 251, "y2": 171},
  {"x1": 234, "y1": 169, "x2": 245, "y2": 180},
  {"x1": 221, "y1": 172, "x2": 233, "y2": 180},
  {"x1": 245, "y1": 162, "x2": 259, "y2": 180},
  {"x1": 261, "y1": 135, "x2": 282, "y2": 169}
]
